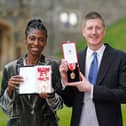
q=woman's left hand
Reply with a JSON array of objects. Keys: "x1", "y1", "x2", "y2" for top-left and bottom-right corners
[{"x1": 39, "y1": 93, "x2": 48, "y2": 99}]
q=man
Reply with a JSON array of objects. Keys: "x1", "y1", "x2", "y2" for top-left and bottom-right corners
[{"x1": 59, "y1": 11, "x2": 126, "y2": 126}]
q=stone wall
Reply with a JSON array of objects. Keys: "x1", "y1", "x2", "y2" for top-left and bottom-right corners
[
  {"x1": 0, "y1": 0, "x2": 126, "y2": 69},
  {"x1": 30, "y1": 0, "x2": 126, "y2": 55}
]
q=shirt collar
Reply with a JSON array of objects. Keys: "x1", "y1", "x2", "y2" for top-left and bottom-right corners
[{"x1": 87, "y1": 44, "x2": 106, "y2": 58}]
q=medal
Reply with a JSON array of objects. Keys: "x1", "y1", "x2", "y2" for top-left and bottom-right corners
[
  {"x1": 70, "y1": 72, "x2": 75, "y2": 79},
  {"x1": 68, "y1": 63, "x2": 76, "y2": 80}
]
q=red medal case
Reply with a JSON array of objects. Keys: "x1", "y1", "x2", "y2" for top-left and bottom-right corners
[{"x1": 62, "y1": 41, "x2": 80, "y2": 82}]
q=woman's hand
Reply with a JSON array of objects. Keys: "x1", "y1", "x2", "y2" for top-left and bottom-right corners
[
  {"x1": 7, "y1": 75, "x2": 24, "y2": 96},
  {"x1": 39, "y1": 93, "x2": 49, "y2": 99}
]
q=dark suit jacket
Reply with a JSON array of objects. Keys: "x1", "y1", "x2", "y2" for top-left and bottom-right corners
[{"x1": 62, "y1": 44, "x2": 126, "y2": 126}]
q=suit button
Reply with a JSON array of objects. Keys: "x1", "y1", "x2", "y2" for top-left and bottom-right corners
[{"x1": 31, "y1": 110, "x2": 34, "y2": 115}]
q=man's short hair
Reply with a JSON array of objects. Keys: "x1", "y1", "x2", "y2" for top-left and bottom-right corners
[{"x1": 82, "y1": 11, "x2": 105, "y2": 27}]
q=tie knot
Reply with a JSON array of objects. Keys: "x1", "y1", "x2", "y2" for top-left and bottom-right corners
[{"x1": 93, "y1": 52, "x2": 97, "y2": 56}]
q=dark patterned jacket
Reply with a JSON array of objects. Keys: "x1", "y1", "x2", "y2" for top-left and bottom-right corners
[{"x1": 0, "y1": 54, "x2": 63, "y2": 126}]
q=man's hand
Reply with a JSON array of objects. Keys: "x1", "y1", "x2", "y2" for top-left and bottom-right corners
[{"x1": 59, "y1": 59, "x2": 68, "y2": 83}]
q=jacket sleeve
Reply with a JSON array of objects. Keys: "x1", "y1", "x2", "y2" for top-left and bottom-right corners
[
  {"x1": 46, "y1": 93, "x2": 63, "y2": 111},
  {"x1": 0, "y1": 60, "x2": 17, "y2": 115},
  {"x1": 0, "y1": 64, "x2": 16, "y2": 115},
  {"x1": 0, "y1": 88, "x2": 15, "y2": 115},
  {"x1": 46, "y1": 59, "x2": 63, "y2": 111}
]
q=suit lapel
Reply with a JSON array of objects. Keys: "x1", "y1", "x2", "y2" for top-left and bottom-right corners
[
  {"x1": 96, "y1": 44, "x2": 114, "y2": 85},
  {"x1": 78, "y1": 49, "x2": 87, "y2": 101},
  {"x1": 79, "y1": 45, "x2": 114, "y2": 86},
  {"x1": 78, "y1": 48, "x2": 87, "y2": 75}
]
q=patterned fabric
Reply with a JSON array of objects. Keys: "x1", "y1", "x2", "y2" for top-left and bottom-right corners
[{"x1": 0, "y1": 54, "x2": 63, "y2": 126}]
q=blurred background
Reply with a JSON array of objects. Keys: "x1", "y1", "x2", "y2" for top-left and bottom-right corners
[
  {"x1": 0, "y1": 0, "x2": 126, "y2": 69},
  {"x1": 0, "y1": 0, "x2": 126, "y2": 125}
]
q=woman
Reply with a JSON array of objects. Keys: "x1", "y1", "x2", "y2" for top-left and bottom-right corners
[{"x1": 0, "y1": 19, "x2": 63, "y2": 126}]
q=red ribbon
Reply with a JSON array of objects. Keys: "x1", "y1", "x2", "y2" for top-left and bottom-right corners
[{"x1": 68, "y1": 63, "x2": 75, "y2": 71}]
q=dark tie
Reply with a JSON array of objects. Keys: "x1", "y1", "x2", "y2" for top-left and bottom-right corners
[{"x1": 88, "y1": 52, "x2": 98, "y2": 85}]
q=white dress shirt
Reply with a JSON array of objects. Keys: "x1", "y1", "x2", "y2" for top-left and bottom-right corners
[
  {"x1": 85, "y1": 45, "x2": 105, "y2": 80},
  {"x1": 79, "y1": 44, "x2": 105, "y2": 126}
]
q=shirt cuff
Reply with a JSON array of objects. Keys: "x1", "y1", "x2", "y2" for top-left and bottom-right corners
[
  {"x1": 4, "y1": 88, "x2": 15, "y2": 102},
  {"x1": 61, "y1": 79, "x2": 66, "y2": 90}
]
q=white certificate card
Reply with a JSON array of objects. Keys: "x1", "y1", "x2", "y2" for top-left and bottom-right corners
[
  {"x1": 62, "y1": 42, "x2": 78, "y2": 63},
  {"x1": 19, "y1": 65, "x2": 52, "y2": 94}
]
